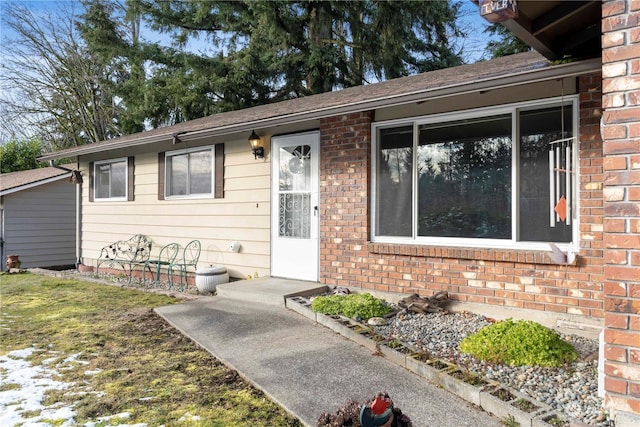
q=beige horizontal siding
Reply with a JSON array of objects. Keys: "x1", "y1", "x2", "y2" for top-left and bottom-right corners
[{"x1": 80, "y1": 137, "x2": 272, "y2": 278}]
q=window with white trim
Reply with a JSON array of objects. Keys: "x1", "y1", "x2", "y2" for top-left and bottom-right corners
[
  {"x1": 165, "y1": 146, "x2": 214, "y2": 198},
  {"x1": 372, "y1": 97, "x2": 577, "y2": 249},
  {"x1": 94, "y1": 158, "x2": 128, "y2": 201}
]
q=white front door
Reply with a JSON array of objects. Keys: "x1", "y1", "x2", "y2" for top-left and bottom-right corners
[{"x1": 271, "y1": 131, "x2": 320, "y2": 281}]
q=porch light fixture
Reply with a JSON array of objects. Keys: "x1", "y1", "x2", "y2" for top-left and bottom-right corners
[{"x1": 249, "y1": 130, "x2": 264, "y2": 159}]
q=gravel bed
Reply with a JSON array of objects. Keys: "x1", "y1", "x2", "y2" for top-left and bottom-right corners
[{"x1": 374, "y1": 310, "x2": 608, "y2": 426}]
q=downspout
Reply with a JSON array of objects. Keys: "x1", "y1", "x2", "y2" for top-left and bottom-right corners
[{"x1": 50, "y1": 161, "x2": 82, "y2": 267}]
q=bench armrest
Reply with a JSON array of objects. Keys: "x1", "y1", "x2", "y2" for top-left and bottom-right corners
[{"x1": 98, "y1": 242, "x2": 124, "y2": 260}]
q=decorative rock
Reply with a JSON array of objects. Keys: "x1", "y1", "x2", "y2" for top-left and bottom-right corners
[
  {"x1": 373, "y1": 310, "x2": 605, "y2": 426},
  {"x1": 367, "y1": 317, "x2": 388, "y2": 326}
]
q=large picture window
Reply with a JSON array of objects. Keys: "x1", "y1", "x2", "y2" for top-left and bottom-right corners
[
  {"x1": 373, "y1": 98, "x2": 577, "y2": 248},
  {"x1": 93, "y1": 158, "x2": 128, "y2": 201},
  {"x1": 417, "y1": 115, "x2": 512, "y2": 239},
  {"x1": 165, "y1": 147, "x2": 213, "y2": 198}
]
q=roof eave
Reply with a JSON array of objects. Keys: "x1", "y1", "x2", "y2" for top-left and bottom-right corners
[
  {"x1": 38, "y1": 57, "x2": 601, "y2": 162},
  {"x1": 0, "y1": 173, "x2": 73, "y2": 196}
]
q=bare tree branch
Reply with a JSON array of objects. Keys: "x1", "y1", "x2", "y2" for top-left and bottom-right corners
[{"x1": 0, "y1": 2, "x2": 123, "y2": 150}]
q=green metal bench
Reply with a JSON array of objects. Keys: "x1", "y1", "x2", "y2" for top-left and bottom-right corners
[{"x1": 96, "y1": 234, "x2": 152, "y2": 283}]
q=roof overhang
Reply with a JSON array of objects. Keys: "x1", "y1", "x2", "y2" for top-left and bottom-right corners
[
  {"x1": 38, "y1": 57, "x2": 601, "y2": 162},
  {"x1": 477, "y1": 0, "x2": 601, "y2": 60},
  {"x1": 0, "y1": 173, "x2": 72, "y2": 197}
]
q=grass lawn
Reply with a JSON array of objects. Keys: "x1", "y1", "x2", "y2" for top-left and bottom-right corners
[{"x1": 0, "y1": 272, "x2": 302, "y2": 426}]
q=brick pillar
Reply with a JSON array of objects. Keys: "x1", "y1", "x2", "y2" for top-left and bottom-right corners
[
  {"x1": 601, "y1": 1, "x2": 640, "y2": 425},
  {"x1": 318, "y1": 112, "x2": 372, "y2": 286}
]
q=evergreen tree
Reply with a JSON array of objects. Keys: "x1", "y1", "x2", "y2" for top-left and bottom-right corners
[
  {"x1": 78, "y1": 0, "x2": 150, "y2": 133},
  {"x1": 484, "y1": 23, "x2": 531, "y2": 58},
  {"x1": 79, "y1": 0, "x2": 464, "y2": 130}
]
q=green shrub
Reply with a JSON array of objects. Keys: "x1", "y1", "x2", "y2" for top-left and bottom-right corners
[
  {"x1": 310, "y1": 293, "x2": 393, "y2": 320},
  {"x1": 459, "y1": 318, "x2": 577, "y2": 367}
]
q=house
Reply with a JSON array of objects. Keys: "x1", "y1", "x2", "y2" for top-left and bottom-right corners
[
  {"x1": 0, "y1": 165, "x2": 78, "y2": 269},
  {"x1": 38, "y1": 1, "x2": 639, "y2": 425}
]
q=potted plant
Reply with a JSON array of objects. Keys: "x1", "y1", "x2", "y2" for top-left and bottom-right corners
[{"x1": 6, "y1": 255, "x2": 21, "y2": 270}]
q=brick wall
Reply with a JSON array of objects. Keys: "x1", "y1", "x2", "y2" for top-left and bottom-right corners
[
  {"x1": 318, "y1": 77, "x2": 605, "y2": 319},
  {"x1": 319, "y1": 112, "x2": 372, "y2": 285},
  {"x1": 601, "y1": 0, "x2": 640, "y2": 424}
]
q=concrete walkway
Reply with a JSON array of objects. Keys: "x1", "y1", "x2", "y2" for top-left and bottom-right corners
[{"x1": 155, "y1": 278, "x2": 501, "y2": 427}]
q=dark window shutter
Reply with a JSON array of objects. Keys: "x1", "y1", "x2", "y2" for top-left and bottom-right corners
[
  {"x1": 127, "y1": 157, "x2": 135, "y2": 201},
  {"x1": 89, "y1": 161, "x2": 94, "y2": 202},
  {"x1": 215, "y1": 143, "x2": 224, "y2": 198},
  {"x1": 158, "y1": 152, "x2": 165, "y2": 200}
]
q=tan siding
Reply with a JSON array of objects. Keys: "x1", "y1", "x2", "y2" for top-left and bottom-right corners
[
  {"x1": 80, "y1": 138, "x2": 272, "y2": 278},
  {"x1": 3, "y1": 180, "x2": 76, "y2": 268},
  {"x1": 226, "y1": 162, "x2": 270, "y2": 179},
  {"x1": 225, "y1": 176, "x2": 270, "y2": 192}
]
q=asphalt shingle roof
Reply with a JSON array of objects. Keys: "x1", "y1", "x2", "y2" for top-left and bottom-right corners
[{"x1": 0, "y1": 164, "x2": 75, "y2": 194}]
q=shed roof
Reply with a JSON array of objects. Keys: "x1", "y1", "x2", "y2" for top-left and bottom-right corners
[
  {"x1": 0, "y1": 165, "x2": 75, "y2": 196},
  {"x1": 39, "y1": 51, "x2": 601, "y2": 161}
]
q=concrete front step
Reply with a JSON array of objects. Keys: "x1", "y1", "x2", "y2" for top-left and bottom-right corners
[{"x1": 215, "y1": 277, "x2": 328, "y2": 305}]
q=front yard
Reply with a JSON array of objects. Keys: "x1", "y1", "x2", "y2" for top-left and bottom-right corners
[{"x1": 0, "y1": 273, "x2": 301, "y2": 426}]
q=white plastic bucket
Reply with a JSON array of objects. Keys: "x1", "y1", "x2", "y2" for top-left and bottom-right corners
[{"x1": 195, "y1": 266, "x2": 229, "y2": 293}]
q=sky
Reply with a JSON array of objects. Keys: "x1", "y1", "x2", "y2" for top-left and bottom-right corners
[{"x1": 457, "y1": 0, "x2": 496, "y2": 62}]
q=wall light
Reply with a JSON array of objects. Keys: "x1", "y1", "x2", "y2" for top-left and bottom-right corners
[{"x1": 248, "y1": 130, "x2": 264, "y2": 159}]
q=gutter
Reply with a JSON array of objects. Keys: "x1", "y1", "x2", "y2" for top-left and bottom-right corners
[
  {"x1": 37, "y1": 57, "x2": 601, "y2": 162},
  {"x1": 50, "y1": 162, "x2": 74, "y2": 172}
]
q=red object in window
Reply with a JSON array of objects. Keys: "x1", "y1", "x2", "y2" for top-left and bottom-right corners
[{"x1": 555, "y1": 196, "x2": 567, "y2": 222}]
